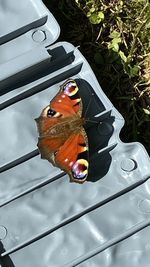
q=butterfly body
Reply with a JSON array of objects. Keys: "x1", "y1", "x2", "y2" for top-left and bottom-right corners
[{"x1": 36, "y1": 80, "x2": 89, "y2": 183}]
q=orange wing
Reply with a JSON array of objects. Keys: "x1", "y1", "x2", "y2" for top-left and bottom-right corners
[
  {"x1": 35, "y1": 79, "x2": 89, "y2": 183},
  {"x1": 36, "y1": 79, "x2": 83, "y2": 148},
  {"x1": 51, "y1": 79, "x2": 82, "y2": 117},
  {"x1": 54, "y1": 129, "x2": 88, "y2": 183}
]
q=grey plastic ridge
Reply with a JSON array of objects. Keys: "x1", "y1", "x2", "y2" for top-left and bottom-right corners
[
  {"x1": 0, "y1": 15, "x2": 48, "y2": 45},
  {"x1": 0, "y1": 63, "x2": 83, "y2": 109},
  {"x1": 0, "y1": 51, "x2": 75, "y2": 93},
  {"x1": 0, "y1": 50, "x2": 76, "y2": 97},
  {"x1": 64, "y1": 219, "x2": 150, "y2": 267},
  {"x1": 0, "y1": 149, "x2": 39, "y2": 173},
  {"x1": 0, "y1": 46, "x2": 52, "y2": 88},
  {"x1": 0, "y1": 172, "x2": 65, "y2": 208},
  {"x1": 1, "y1": 175, "x2": 149, "y2": 257}
]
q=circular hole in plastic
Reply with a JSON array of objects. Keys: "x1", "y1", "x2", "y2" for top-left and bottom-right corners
[
  {"x1": 139, "y1": 199, "x2": 150, "y2": 214},
  {"x1": 0, "y1": 226, "x2": 7, "y2": 240},
  {"x1": 32, "y1": 30, "x2": 46, "y2": 43},
  {"x1": 121, "y1": 158, "x2": 137, "y2": 172}
]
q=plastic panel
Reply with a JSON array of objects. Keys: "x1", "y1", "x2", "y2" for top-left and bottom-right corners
[{"x1": 0, "y1": 1, "x2": 150, "y2": 267}]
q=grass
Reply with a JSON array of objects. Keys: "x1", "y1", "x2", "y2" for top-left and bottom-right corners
[{"x1": 44, "y1": 0, "x2": 150, "y2": 154}]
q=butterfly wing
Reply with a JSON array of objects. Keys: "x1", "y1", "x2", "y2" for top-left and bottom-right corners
[
  {"x1": 36, "y1": 79, "x2": 82, "y2": 151},
  {"x1": 50, "y1": 79, "x2": 82, "y2": 117},
  {"x1": 36, "y1": 79, "x2": 82, "y2": 136},
  {"x1": 36, "y1": 79, "x2": 89, "y2": 183},
  {"x1": 54, "y1": 129, "x2": 89, "y2": 184}
]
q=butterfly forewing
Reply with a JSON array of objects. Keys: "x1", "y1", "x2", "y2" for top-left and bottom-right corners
[{"x1": 51, "y1": 79, "x2": 82, "y2": 117}]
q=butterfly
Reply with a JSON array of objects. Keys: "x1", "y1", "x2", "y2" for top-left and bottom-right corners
[{"x1": 35, "y1": 79, "x2": 89, "y2": 184}]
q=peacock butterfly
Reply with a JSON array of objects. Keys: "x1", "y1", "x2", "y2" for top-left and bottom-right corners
[{"x1": 35, "y1": 79, "x2": 89, "y2": 184}]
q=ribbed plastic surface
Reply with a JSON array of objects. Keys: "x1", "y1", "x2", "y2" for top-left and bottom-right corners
[{"x1": 0, "y1": 1, "x2": 150, "y2": 267}]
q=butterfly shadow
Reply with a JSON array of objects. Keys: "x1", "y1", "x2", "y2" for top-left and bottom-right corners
[
  {"x1": 76, "y1": 78, "x2": 115, "y2": 183},
  {"x1": 0, "y1": 242, "x2": 15, "y2": 267}
]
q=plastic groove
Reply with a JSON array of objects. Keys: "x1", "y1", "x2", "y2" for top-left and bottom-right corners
[
  {"x1": 64, "y1": 219, "x2": 150, "y2": 267},
  {"x1": 0, "y1": 63, "x2": 83, "y2": 110},
  {"x1": 0, "y1": 51, "x2": 76, "y2": 97},
  {"x1": 94, "y1": 109, "x2": 112, "y2": 120},
  {"x1": 1, "y1": 177, "x2": 149, "y2": 257},
  {"x1": 0, "y1": 15, "x2": 48, "y2": 45},
  {"x1": 0, "y1": 149, "x2": 39, "y2": 173},
  {"x1": 0, "y1": 172, "x2": 65, "y2": 208},
  {"x1": 98, "y1": 142, "x2": 118, "y2": 154},
  {"x1": 0, "y1": 51, "x2": 76, "y2": 96},
  {"x1": 0, "y1": 48, "x2": 52, "y2": 91},
  {"x1": 84, "y1": 110, "x2": 112, "y2": 131}
]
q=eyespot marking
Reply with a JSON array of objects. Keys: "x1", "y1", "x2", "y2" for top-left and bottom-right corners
[
  {"x1": 63, "y1": 80, "x2": 78, "y2": 97},
  {"x1": 71, "y1": 159, "x2": 88, "y2": 180},
  {"x1": 45, "y1": 108, "x2": 61, "y2": 118},
  {"x1": 47, "y1": 108, "x2": 56, "y2": 117}
]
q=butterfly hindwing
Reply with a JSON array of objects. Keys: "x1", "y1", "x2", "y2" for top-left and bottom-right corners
[{"x1": 54, "y1": 129, "x2": 88, "y2": 183}]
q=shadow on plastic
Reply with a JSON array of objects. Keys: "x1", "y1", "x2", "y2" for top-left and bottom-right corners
[
  {"x1": 0, "y1": 242, "x2": 15, "y2": 267},
  {"x1": 76, "y1": 79, "x2": 115, "y2": 183}
]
